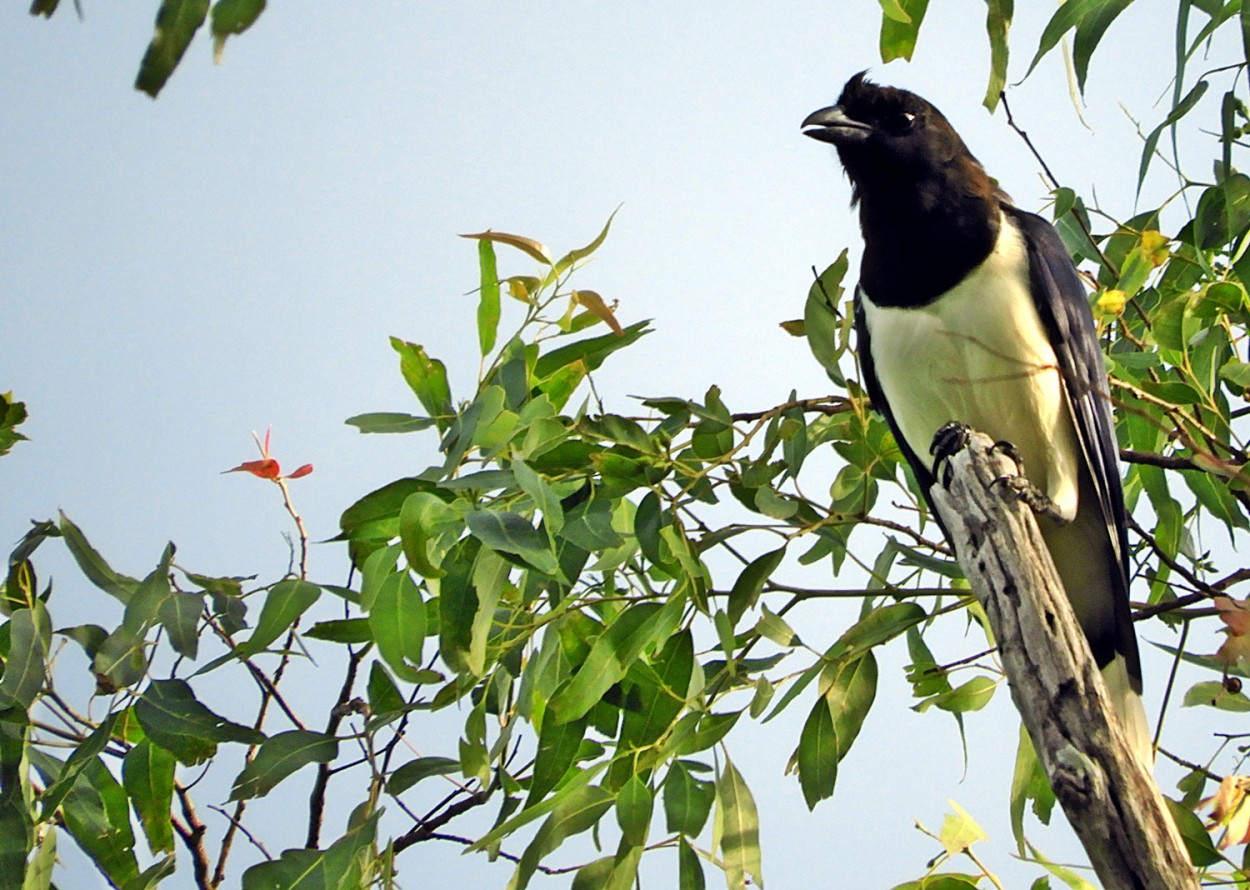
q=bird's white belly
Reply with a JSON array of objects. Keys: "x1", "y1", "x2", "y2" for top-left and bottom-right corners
[{"x1": 861, "y1": 222, "x2": 1082, "y2": 518}]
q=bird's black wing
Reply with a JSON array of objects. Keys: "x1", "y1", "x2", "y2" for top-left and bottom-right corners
[{"x1": 1004, "y1": 205, "x2": 1141, "y2": 686}]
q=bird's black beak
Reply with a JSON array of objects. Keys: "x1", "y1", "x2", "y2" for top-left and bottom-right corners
[{"x1": 801, "y1": 105, "x2": 871, "y2": 146}]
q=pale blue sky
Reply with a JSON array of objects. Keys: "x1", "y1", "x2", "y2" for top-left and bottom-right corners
[{"x1": 2, "y1": 3, "x2": 1242, "y2": 888}]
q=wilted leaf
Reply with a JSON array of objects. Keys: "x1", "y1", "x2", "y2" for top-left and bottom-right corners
[{"x1": 460, "y1": 230, "x2": 553, "y2": 265}]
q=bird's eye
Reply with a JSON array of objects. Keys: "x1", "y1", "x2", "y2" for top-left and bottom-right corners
[{"x1": 887, "y1": 111, "x2": 917, "y2": 134}]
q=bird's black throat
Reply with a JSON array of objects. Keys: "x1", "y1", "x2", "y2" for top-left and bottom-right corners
[{"x1": 854, "y1": 176, "x2": 1001, "y2": 309}]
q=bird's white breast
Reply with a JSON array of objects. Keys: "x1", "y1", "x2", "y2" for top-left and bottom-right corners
[{"x1": 860, "y1": 216, "x2": 1082, "y2": 519}]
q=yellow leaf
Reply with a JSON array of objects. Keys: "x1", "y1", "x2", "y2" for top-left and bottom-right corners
[
  {"x1": 504, "y1": 276, "x2": 538, "y2": 304},
  {"x1": 572, "y1": 290, "x2": 623, "y2": 336},
  {"x1": 779, "y1": 319, "x2": 806, "y2": 336},
  {"x1": 1140, "y1": 229, "x2": 1171, "y2": 267},
  {"x1": 1203, "y1": 775, "x2": 1250, "y2": 847},
  {"x1": 460, "y1": 231, "x2": 552, "y2": 265},
  {"x1": 1096, "y1": 288, "x2": 1127, "y2": 316},
  {"x1": 939, "y1": 800, "x2": 988, "y2": 855}
]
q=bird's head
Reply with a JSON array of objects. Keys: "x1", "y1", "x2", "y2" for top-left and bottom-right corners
[{"x1": 802, "y1": 73, "x2": 990, "y2": 206}]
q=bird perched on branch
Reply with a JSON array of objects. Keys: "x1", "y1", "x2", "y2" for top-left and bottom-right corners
[{"x1": 802, "y1": 73, "x2": 1150, "y2": 766}]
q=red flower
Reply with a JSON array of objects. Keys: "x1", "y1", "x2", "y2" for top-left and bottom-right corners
[{"x1": 224, "y1": 429, "x2": 313, "y2": 482}]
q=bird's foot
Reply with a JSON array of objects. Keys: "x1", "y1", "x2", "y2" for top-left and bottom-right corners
[
  {"x1": 930, "y1": 421, "x2": 972, "y2": 489},
  {"x1": 989, "y1": 439, "x2": 1025, "y2": 475},
  {"x1": 991, "y1": 474, "x2": 1069, "y2": 525}
]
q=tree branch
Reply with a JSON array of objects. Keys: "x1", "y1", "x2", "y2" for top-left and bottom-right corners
[{"x1": 931, "y1": 433, "x2": 1197, "y2": 890}]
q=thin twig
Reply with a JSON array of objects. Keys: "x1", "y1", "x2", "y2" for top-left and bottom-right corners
[
  {"x1": 173, "y1": 784, "x2": 212, "y2": 890},
  {"x1": 393, "y1": 790, "x2": 492, "y2": 853},
  {"x1": 209, "y1": 804, "x2": 273, "y2": 861},
  {"x1": 306, "y1": 647, "x2": 365, "y2": 849}
]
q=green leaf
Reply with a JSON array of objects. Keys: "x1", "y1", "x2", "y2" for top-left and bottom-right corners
[
  {"x1": 615, "y1": 775, "x2": 653, "y2": 847},
  {"x1": 366, "y1": 661, "x2": 406, "y2": 715},
  {"x1": 241, "y1": 812, "x2": 378, "y2": 890},
  {"x1": 468, "y1": 548, "x2": 509, "y2": 677},
  {"x1": 209, "y1": 0, "x2": 265, "y2": 62},
  {"x1": 1009, "y1": 723, "x2": 1055, "y2": 854},
  {"x1": 923, "y1": 675, "x2": 998, "y2": 714},
  {"x1": 533, "y1": 320, "x2": 652, "y2": 378},
  {"x1": 158, "y1": 590, "x2": 203, "y2": 660},
  {"x1": 828, "y1": 602, "x2": 927, "y2": 661},
  {"x1": 305, "y1": 617, "x2": 372, "y2": 644},
  {"x1": 1138, "y1": 79, "x2": 1209, "y2": 193},
  {"x1": 230, "y1": 730, "x2": 338, "y2": 801},
  {"x1": 369, "y1": 571, "x2": 426, "y2": 680},
  {"x1": 714, "y1": 757, "x2": 762, "y2": 890},
  {"x1": 120, "y1": 856, "x2": 176, "y2": 890},
  {"x1": 93, "y1": 626, "x2": 147, "y2": 692},
  {"x1": 1022, "y1": 0, "x2": 1102, "y2": 79},
  {"x1": 727, "y1": 547, "x2": 785, "y2": 624},
  {"x1": 796, "y1": 692, "x2": 837, "y2": 810},
  {"x1": 465, "y1": 509, "x2": 560, "y2": 576},
  {"x1": 1164, "y1": 796, "x2": 1221, "y2": 867},
  {"x1": 22, "y1": 827, "x2": 55, "y2": 890},
  {"x1": 664, "y1": 760, "x2": 715, "y2": 836},
  {"x1": 1182, "y1": 680, "x2": 1250, "y2": 711},
  {"x1": 387, "y1": 756, "x2": 460, "y2": 795},
  {"x1": 755, "y1": 605, "x2": 800, "y2": 648},
  {"x1": 399, "y1": 492, "x2": 456, "y2": 580},
  {"x1": 390, "y1": 338, "x2": 453, "y2": 431},
  {"x1": 338, "y1": 477, "x2": 435, "y2": 546},
  {"x1": 345, "y1": 412, "x2": 437, "y2": 434},
  {"x1": 34, "y1": 714, "x2": 120, "y2": 814},
  {"x1": 529, "y1": 711, "x2": 587, "y2": 806},
  {"x1": 981, "y1": 0, "x2": 1013, "y2": 110},
  {"x1": 122, "y1": 740, "x2": 176, "y2": 855},
  {"x1": 134, "y1": 0, "x2": 210, "y2": 98},
  {"x1": 234, "y1": 579, "x2": 321, "y2": 660},
  {"x1": 59, "y1": 513, "x2": 140, "y2": 602},
  {"x1": 678, "y1": 837, "x2": 706, "y2": 890},
  {"x1": 548, "y1": 602, "x2": 669, "y2": 725},
  {"x1": 554, "y1": 209, "x2": 619, "y2": 276},
  {"x1": 1071, "y1": 0, "x2": 1132, "y2": 94},
  {"x1": 513, "y1": 785, "x2": 614, "y2": 890},
  {"x1": 134, "y1": 679, "x2": 264, "y2": 765},
  {"x1": 59, "y1": 756, "x2": 139, "y2": 886},
  {"x1": 513, "y1": 461, "x2": 565, "y2": 535},
  {"x1": 476, "y1": 238, "x2": 501, "y2": 356},
  {"x1": 437, "y1": 537, "x2": 480, "y2": 674},
  {"x1": 879, "y1": 0, "x2": 930, "y2": 62},
  {"x1": 0, "y1": 603, "x2": 50, "y2": 710},
  {"x1": 827, "y1": 652, "x2": 878, "y2": 758},
  {"x1": 0, "y1": 393, "x2": 28, "y2": 457}
]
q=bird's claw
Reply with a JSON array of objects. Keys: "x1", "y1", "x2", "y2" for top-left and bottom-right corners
[
  {"x1": 930, "y1": 421, "x2": 972, "y2": 489},
  {"x1": 989, "y1": 439, "x2": 1025, "y2": 475},
  {"x1": 991, "y1": 474, "x2": 1068, "y2": 524}
]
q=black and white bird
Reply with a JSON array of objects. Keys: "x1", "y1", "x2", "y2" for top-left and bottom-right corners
[{"x1": 802, "y1": 73, "x2": 1150, "y2": 765}]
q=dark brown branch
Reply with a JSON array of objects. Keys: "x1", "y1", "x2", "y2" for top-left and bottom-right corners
[
  {"x1": 209, "y1": 804, "x2": 273, "y2": 861},
  {"x1": 1118, "y1": 448, "x2": 1204, "y2": 471},
  {"x1": 729, "y1": 395, "x2": 853, "y2": 423},
  {"x1": 306, "y1": 647, "x2": 365, "y2": 849},
  {"x1": 173, "y1": 784, "x2": 212, "y2": 890},
  {"x1": 393, "y1": 789, "x2": 491, "y2": 854}
]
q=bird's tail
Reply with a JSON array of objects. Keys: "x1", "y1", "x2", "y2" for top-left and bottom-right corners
[{"x1": 1102, "y1": 655, "x2": 1153, "y2": 770}]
